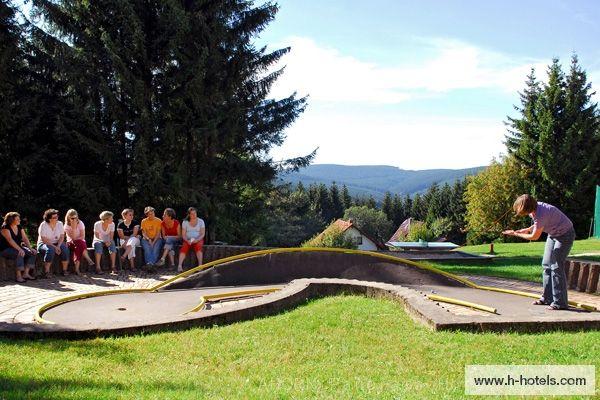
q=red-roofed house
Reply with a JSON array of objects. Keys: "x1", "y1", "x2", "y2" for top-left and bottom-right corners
[{"x1": 321, "y1": 219, "x2": 383, "y2": 251}]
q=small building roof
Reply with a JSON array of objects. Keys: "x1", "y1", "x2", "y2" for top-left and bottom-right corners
[
  {"x1": 388, "y1": 218, "x2": 422, "y2": 242},
  {"x1": 319, "y1": 219, "x2": 385, "y2": 250}
]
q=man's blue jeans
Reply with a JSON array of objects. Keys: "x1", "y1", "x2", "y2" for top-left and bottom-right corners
[
  {"x1": 541, "y1": 229, "x2": 575, "y2": 309},
  {"x1": 141, "y1": 238, "x2": 163, "y2": 265}
]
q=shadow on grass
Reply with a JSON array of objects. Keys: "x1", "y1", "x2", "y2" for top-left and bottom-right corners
[
  {"x1": 0, "y1": 335, "x2": 140, "y2": 365},
  {"x1": 0, "y1": 376, "x2": 202, "y2": 400}
]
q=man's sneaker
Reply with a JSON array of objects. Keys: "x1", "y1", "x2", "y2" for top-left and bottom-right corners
[{"x1": 156, "y1": 258, "x2": 165, "y2": 267}]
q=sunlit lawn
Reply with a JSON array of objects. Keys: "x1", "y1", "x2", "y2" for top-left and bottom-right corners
[
  {"x1": 432, "y1": 238, "x2": 600, "y2": 283},
  {"x1": 1, "y1": 295, "x2": 599, "y2": 399}
]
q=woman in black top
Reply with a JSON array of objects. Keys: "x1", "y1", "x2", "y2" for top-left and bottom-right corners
[
  {"x1": 117, "y1": 208, "x2": 140, "y2": 271},
  {"x1": 0, "y1": 212, "x2": 37, "y2": 282}
]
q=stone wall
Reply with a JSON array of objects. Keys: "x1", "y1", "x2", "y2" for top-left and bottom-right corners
[
  {"x1": 0, "y1": 245, "x2": 267, "y2": 280},
  {"x1": 565, "y1": 259, "x2": 600, "y2": 295}
]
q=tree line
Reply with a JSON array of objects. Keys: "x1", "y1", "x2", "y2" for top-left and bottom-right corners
[
  {"x1": 259, "y1": 180, "x2": 469, "y2": 247},
  {"x1": 0, "y1": 0, "x2": 312, "y2": 243}
]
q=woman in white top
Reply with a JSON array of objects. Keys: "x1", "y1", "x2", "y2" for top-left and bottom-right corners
[
  {"x1": 64, "y1": 209, "x2": 95, "y2": 275},
  {"x1": 37, "y1": 208, "x2": 70, "y2": 278},
  {"x1": 177, "y1": 207, "x2": 205, "y2": 273},
  {"x1": 93, "y1": 211, "x2": 117, "y2": 274}
]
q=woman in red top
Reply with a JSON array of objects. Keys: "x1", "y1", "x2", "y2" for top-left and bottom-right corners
[{"x1": 157, "y1": 208, "x2": 181, "y2": 267}]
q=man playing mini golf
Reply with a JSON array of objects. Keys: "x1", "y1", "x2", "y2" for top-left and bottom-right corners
[{"x1": 502, "y1": 194, "x2": 575, "y2": 310}]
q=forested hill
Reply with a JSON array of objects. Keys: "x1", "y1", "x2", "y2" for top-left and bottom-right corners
[{"x1": 281, "y1": 164, "x2": 485, "y2": 199}]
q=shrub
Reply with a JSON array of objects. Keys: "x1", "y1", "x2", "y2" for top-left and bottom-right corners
[
  {"x1": 302, "y1": 225, "x2": 357, "y2": 249},
  {"x1": 406, "y1": 221, "x2": 436, "y2": 242}
]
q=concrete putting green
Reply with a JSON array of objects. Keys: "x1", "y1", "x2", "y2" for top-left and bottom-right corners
[{"x1": 3, "y1": 248, "x2": 600, "y2": 338}]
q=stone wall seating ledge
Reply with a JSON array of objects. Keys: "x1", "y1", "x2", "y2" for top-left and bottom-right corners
[
  {"x1": 0, "y1": 245, "x2": 267, "y2": 281},
  {"x1": 565, "y1": 259, "x2": 600, "y2": 295}
]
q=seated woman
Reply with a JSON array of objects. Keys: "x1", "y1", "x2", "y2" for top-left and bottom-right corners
[
  {"x1": 64, "y1": 209, "x2": 96, "y2": 275},
  {"x1": 117, "y1": 208, "x2": 140, "y2": 272},
  {"x1": 37, "y1": 209, "x2": 70, "y2": 278},
  {"x1": 177, "y1": 207, "x2": 205, "y2": 273},
  {"x1": 157, "y1": 208, "x2": 181, "y2": 268},
  {"x1": 141, "y1": 206, "x2": 163, "y2": 268},
  {"x1": 0, "y1": 212, "x2": 36, "y2": 282},
  {"x1": 92, "y1": 211, "x2": 117, "y2": 274}
]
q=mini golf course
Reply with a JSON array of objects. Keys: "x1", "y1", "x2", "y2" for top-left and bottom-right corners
[{"x1": 3, "y1": 248, "x2": 600, "y2": 338}]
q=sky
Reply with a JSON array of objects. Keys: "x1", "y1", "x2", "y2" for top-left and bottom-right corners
[{"x1": 259, "y1": 0, "x2": 600, "y2": 170}]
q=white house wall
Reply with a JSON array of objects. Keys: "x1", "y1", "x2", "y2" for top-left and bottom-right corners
[{"x1": 345, "y1": 228, "x2": 378, "y2": 251}]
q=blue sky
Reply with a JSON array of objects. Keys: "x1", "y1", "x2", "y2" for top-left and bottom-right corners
[{"x1": 261, "y1": 0, "x2": 600, "y2": 169}]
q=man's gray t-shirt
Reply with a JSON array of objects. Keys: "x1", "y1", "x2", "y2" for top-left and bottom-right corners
[{"x1": 531, "y1": 202, "x2": 573, "y2": 237}]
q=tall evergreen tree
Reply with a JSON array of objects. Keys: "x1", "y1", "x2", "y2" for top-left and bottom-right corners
[
  {"x1": 341, "y1": 184, "x2": 352, "y2": 209},
  {"x1": 0, "y1": 0, "x2": 21, "y2": 195},
  {"x1": 402, "y1": 195, "x2": 413, "y2": 220},
  {"x1": 423, "y1": 182, "x2": 442, "y2": 223},
  {"x1": 506, "y1": 56, "x2": 599, "y2": 235},
  {"x1": 31, "y1": 0, "x2": 310, "y2": 242},
  {"x1": 381, "y1": 192, "x2": 393, "y2": 221},
  {"x1": 390, "y1": 194, "x2": 406, "y2": 226},
  {"x1": 328, "y1": 182, "x2": 344, "y2": 220},
  {"x1": 505, "y1": 68, "x2": 542, "y2": 181},
  {"x1": 439, "y1": 182, "x2": 453, "y2": 218},
  {"x1": 411, "y1": 193, "x2": 426, "y2": 220}
]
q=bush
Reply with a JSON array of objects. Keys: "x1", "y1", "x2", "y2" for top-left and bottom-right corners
[
  {"x1": 429, "y1": 217, "x2": 453, "y2": 239},
  {"x1": 302, "y1": 225, "x2": 357, "y2": 249},
  {"x1": 464, "y1": 156, "x2": 529, "y2": 244},
  {"x1": 406, "y1": 222, "x2": 436, "y2": 242}
]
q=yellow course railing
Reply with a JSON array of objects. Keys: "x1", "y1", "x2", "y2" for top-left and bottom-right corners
[{"x1": 35, "y1": 247, "x2": 597, "y2": 324}]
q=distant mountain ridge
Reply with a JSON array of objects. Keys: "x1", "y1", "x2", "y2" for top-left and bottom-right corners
[{"x1": 280, "y1": 164, "x2": 485, "y2": 200}]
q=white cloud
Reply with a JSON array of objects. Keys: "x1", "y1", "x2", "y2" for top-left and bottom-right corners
[
  {"x1": 269, "y1": 36, "x2": 547, "y2": 104},
  {"x1": 267, "y1": 36, "x2": 554, "y2": 169},
  {"x1": 270, "y1": 111, "x2": 507, "y2": 170}
]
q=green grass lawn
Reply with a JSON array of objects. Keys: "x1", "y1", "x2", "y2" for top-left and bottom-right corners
[
  {"x1": 431, "y1": 238, "x2": 600, "y2": 283},
  {"x1": 1, "y1": 295, "x2": 599, "y2": 399}
]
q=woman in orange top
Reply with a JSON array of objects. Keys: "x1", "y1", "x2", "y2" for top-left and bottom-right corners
[{"x1": 140, "y1": 206, "x2": 163, "y2": 268}]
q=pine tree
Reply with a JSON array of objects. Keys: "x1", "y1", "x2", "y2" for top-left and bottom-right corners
[
  {"x1": 411, "y1": 193, "x2": 426, "y2": 220},
  {"x1": 0, "y1": 0, "x2": 20, "y2": 192},
  {"x1": 448, "y1": 178, "x2": 468, "y2": 243},
  {"x1": 382, "y1": 192, "x2": 393, "y2": 221},
  {"x1": 555, "y1": 55, "x2": 599, "y2": 231},
  {"x1": 505, "y1": 56, "x2": 600, "y2": 236},
  {"x1": 505, "y1": 68, "x2": 542, "y2": 174},
  {"x1": 423, "y1": 182, "x2": 442, "y2": 223},
  {"x1": 31, "y1": 0, "x2": 310, "y2": 242},
  {"x1": 366, "y1": 196, "x2": 377, "y2": 209},
  {"x1": 391, "y1": 194, "x2": 406, "y2": 226},
  {"x1": 439, "y1": 183, "x2": 453, "y2": 218},
  {"x1": 328, "y1": 182, "x2": 344, "y2": 220},
  {"x1": 402, "y1": 195, "x2": 413, "y2": 220},
  {"x1": 314, "y1": 183, "x2": 333, "y2": 224},
  {"x1": 536, "y1": 59, "x2": 568, "y2": 206},
  {"x1": 341, "y1": 184, "x2": 352, "y2": 209}
]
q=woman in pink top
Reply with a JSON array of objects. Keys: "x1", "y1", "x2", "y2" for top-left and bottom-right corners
[{"x1": 64, "y1": 209, "x2": 95, "y2": 275}]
